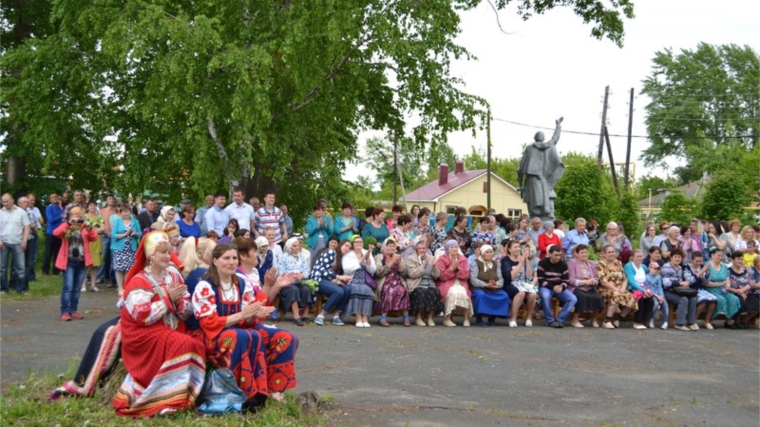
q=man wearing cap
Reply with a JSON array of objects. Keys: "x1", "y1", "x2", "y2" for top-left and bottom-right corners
[{"x1": 224, "y1": 187, "x2": 255, "y2": 231}]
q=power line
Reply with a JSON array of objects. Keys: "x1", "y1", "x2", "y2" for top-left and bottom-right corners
[{"x1": 491, "y1": 117, "x2": 758, "y2": 140}]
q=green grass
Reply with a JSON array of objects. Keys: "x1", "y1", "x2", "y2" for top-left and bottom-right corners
[{"x1": 0, "y1": 370, "x2": 326, "y2": 427}]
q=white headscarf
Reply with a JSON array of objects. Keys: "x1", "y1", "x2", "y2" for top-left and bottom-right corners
[
  {"x1": 478, "y1": 244, "x2": 495, "y2": 272},
  {"x1": 284, "y1": 237, "x2": 300, "y2": 255}
]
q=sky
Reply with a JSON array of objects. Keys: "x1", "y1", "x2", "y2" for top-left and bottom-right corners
[{"x1": 343, "y1": 0, "x2": 760, "y2": 190}]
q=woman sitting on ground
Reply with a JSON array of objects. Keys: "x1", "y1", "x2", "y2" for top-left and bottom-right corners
[
  {"x1": 374, "y1": 237, "x2": 411, "y2": 327},
  {"x1": 113, "y1": 231, "x2": 205, "y2": 417},
  {"x1": 597, "y1": 244, "x2": 638, "y2": 329},
  {"x1": 623, "y1": 249, "x2": 655, "y2": 330},
  {"x1": 404, "y1": 241, "x2": 444, "y2": 326},
  {"x1": 192, "y1": 243, "x2": 298, "y2": 409},
  {"x1": 567, "y1": 244, "x2": 604, "y2": 328},
  {"x1": 469, "y1": 244, "x2": 509, "y2": 327},
  {"x1": 310, "y1": 236, "x2": 353, "y2": 326},
  {"x1": 661, "y1": 248, "x2": 699, "y2": 331},
  {"x1": 275, "y1": 237, "x2": 313, "y2": 326},
  {"x1": 436, "y1": 240, "x2": 473, "y2": 327},
  {"x1": 342, "y1": 235, "x2": 377, "y2": 327}
]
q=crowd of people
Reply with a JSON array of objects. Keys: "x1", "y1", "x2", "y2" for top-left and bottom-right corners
[{"x1": 3, "y1": 188, "x2": 760, "y2": 416}]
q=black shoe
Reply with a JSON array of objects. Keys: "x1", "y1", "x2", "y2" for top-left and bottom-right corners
[
  {"x1": 295, "y1": 318, "x2": 305, "y2": 326},
  {"x1": 725, "y1": 322, "x2": 736, "y2": 329},
  {"x1": 487, "y1": 316, "x2": 496, "y2": 327},
  {"x1": 549, "y1": 321, "x2": 562, "y2": 328},
  {"x1": 242, "y1": 393, "x2": 268, "y2": 413},
  {"x1": 736, "y1": 322, "x2": 747, "y2": 329}
]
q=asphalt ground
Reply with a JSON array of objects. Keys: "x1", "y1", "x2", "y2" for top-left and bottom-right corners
[{"x1": 1, "y1": 288, "x2": 758, "y2": 427}]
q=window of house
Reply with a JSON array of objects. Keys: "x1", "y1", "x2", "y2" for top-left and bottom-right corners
[{"x1": 507, "y1": 209, "x2": 522, "y2": 218}]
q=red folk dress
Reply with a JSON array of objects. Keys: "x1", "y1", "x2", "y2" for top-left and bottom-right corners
[{"x1": 113, "y1": 270, "x2": 206, "y2": 417}]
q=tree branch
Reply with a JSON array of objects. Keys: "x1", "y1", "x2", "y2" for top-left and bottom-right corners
[{"x1": 207, "y1": 117, "x2": 229, "y2": 176}]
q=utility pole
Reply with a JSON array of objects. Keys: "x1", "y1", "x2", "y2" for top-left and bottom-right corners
[
  {"x1": 624, "y1": 88, "x2": 634, "y2": 191},
  {"x1": 486, "y1": 111, "x2": 492, "y2": 210},
  {"x1": 604, "y1": 126, "x2": 620, "y2": 197},
  {"x1": 597, "y1": 85, "x2": 610, "y2": 167},
  {"x1": 393, "y1": 133, "x2": 398, "y2": 206}
]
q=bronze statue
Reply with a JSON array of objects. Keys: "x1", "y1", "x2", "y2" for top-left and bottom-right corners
[{"x1": 517, "y1": 117, "x2": 564, "y2": 221}]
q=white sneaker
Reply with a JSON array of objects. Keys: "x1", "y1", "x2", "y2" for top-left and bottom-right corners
[
  {"x1": 462, "y1": 319, "x2": 470, "y2": 327},
  {"x1": 509, "y1": 321, "x2": 518, "y2": 328},
  {"x1": 427, "y1": 318, "x2": 436, "y2": 327},
  {"x1": 648, "y1": 320, "x2": 655, "y2": 329},
  {"x1": 602, "y1": 322, "x2": 615, "y2": 329},
  {"x1": 613, "y1": 320, "x2": 620, "y2": 328},
  {"x1": 661, "y1": 322, "x2": 669, "y2": 330},
  {"x1": 362, "y1": 322, "x2": 371, "y2": 328},
  {"x1": 415, "y1": 318, "x2": 426, "y2": 327},
  {"x1": 674, "y1": 325, "x2": 690, "y2": 331},
  {"x1": 689, "y1": 323, "x2": 699, "y2": 331},
  {"x1": 571, "y1": 322, "x2": 584, "y2": 328},
  {"x1": 633, "y1": 324, "x2": 647, "y2": 330},
  {"x1": 444, "y1": 319, "x2": 456, "y2": 327},
  {"x1": 525, "y1": 319, "x2": 533, "y2": 327},
  {"x1": 80, "y1": 287, "x2": 87, "y2": 293}
]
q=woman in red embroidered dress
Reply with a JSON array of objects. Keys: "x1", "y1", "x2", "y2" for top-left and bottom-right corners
[
  {"x1": 113, "y1": 231, "x2": 206, "y2": 417},
  {"x1": 192, "y1": 243, "x2": 299, "y2": 408}
]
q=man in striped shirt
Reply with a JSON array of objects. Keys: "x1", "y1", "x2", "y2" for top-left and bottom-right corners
[
  {"x1": 253, "y1": 192, "x2": 288, "y2": 244},
  {"x1": 536, "y1": 245, "x2": 577, "y2": 328}
]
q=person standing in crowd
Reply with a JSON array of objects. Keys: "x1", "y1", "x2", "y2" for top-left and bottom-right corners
[
  {"x1": 54, "y1": 207, "x2": 98, "y2": 320},
  {"x1": 194, "y1": 194, "x2": 214, "y2": 235},
  {"x1": 446, "y1": 215, "x2": 472, "y2": 254},
  {"x1": 204, "y1": 192, "x2": 230, "y2": 236},
  {"x1": 414, "y1": 210, "x2": 432, "y2": 246},
  {"x1": 334, "y1": 202, "x2": 359, "y2": 242},
  {"x1": 0, "y1": 193, "x2": 31, "y2": 294},
  {"x1": 306, "y1": 203, "x2": 334, "y2": 258},
  {"x1": 249, "y1": 197, "x2": 261, "y2": 212},
  {"x1": 386, "y1": 205, "x2": 402, "y2": 231},
  {"x1": 136, "y1": 197, "x2": 160, "y2": 231},
  {"x1": 652, "y1": 221, "x2": 671, "y2": 250},
  {"x1": 660, "y1": 225, "x2": 683, "y2": 262},
  {"x1": 599, "y1": 221, "x2": 632, "y2": 259},
  {"x1": 537, "y1": 246, "x2": 577, "y2": 328},
  {"x1": 429, "y1": 212, "x2": 449, "y2": 254},
  {"x1": 514, "y1": 215, "x2": 531, "y2": 244},
  {"x1": 639, "y1": 224, "x2": 656, "y2": 252},
  {"x1": 81, "y1": 200, "x2": 105, "y2": 292},
  {"x1": 61, "y1": 192, "x2": 70, "y2": 207},
  {"x1": 10, "y1": 196, "x2": 36, "y2": 291},
  {"x1": 225, "y1": 187, "x2": 255, "y2": 231},
  {"x1": 470, "y1": 216, "x2": 496, "y2": 247},
  {"x1": 111, "y1": 203, "x2": 143, "y2": 294},
  {"x1": 553, "y1": 219, "x2": 565, "y2": 240},
  {"x1": 178, "y1": 204, "x2": 201, "y2": 238},
  {"x1": 43, "y1": 193, "x2": 65, "y2": 276},
  {"x1": 390, "y1": 215, "x2": 415, "y2": 259},
  {"x1": 129, "y1": 195, "x2": 142, "y2": 216},
  {"x1": 62, "y1": 189, "x2": 85, "y2": 222},
  {"x1": 537, "y1": 220, "x2": 562, "y2": 260},
  {"x1": 25, "y1": 193, "x2": 44, "y2": 282},
  {"x1": 362, "y1": 206, "x2": 390, "y2": 254},
  {"x1": 527, "y1": 217, "x2": 544, "y2": 246},
  {"x1": 254, "y1": 192, "x2": 288, "y2": 244},
  {"x1": 281, "y1": 204, "x2": 293, "y2": 238},
  {"x1": 97, "y1": 195, "x2": 117, "y2": 287},
  {"x1": 562, "y1": 218, "x2": 589, "y2": 260}
]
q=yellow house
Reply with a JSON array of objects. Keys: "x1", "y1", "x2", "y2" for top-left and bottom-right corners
[{"x1": 404, "y1": 161, "x2": 528, "y2": 218}]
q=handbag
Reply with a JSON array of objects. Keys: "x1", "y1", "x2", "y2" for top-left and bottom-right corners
[
  {"x1": 197, "y1": 368, "x2": 246, "y2": 415},
  {"x1": 670, "y1": 287, "x2": 698, "y2": 298},
  {"x1": 363, "y1": 266, "x2": 377, "y2": 291}
]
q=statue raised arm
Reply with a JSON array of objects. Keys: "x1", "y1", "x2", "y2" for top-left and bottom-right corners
[{"x1": 516, "y1": 117, "x2": 565, "y2": 221}]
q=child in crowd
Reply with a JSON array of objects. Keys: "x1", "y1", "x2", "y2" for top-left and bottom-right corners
[
  {"x1": 645, "y1": 262, "x2": 668, "y2": 329},
  {"x1": 743, "y1": 240, "x2": 758, "y2": 268}
]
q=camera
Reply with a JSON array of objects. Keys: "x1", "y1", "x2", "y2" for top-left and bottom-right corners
[{"x1": 75, "y1": 218, "x2": 85, "y2": 225}]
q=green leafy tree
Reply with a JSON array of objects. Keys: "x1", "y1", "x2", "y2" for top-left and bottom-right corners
[
  {"x1": 640, "y1": 43, "x2": 760, "y2": 183},
  {"x1": 554, "y1": 153, "x2": 618, "y2": 225},
  {"x1": 658, "y1": 191, "x2": 698, "y2": 225},
  {"x1": 2, "y1": 0, "x2": 635, "y2": 220},
  {"x1": 699, "y1": 173, "x2": 755, "y2": 222},
  {"x1": 616, "y1": 191, "x2": 641, "y2": 240}
]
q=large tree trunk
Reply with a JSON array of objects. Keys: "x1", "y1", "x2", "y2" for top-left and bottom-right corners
[{"x1": 5, "y1": 155, "x2": 26, "y2": 186}]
